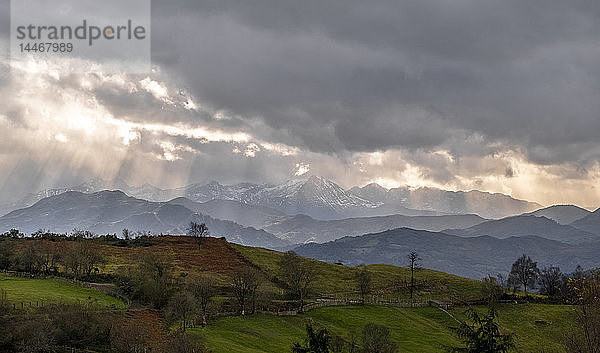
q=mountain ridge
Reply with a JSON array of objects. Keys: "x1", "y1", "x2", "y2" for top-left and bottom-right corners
[
  {"x1": 1, "y1": 176, "x2": 544, "y2": 220},
  {"x1": 264, "y1": 213, "x2": 488, "y2": 244},
  {"x1": 0, "y1": 190, "x2": 289, "y2": 248},
  {"x1": 349, "y1": 183, "x2": 542, "y2": 219},
  {"x1": 525, "y1": 204, "x2": 591, "y2": 224},
  {"x1": 293, "y1": 227, "x2": 600, "y2": 279},
  {"x1": 570, "y1": 208, "x2": 600, "y2": 235},
  {"x1": 444, "y1": 214, "x2": 598, "y2": 244}
]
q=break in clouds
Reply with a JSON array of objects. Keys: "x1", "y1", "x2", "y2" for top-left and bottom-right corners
[{"x1": 0, "y1": 0, "x2": 599, "y2": 207}]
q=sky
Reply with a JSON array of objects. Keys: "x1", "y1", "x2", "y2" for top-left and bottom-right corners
[{"x1": 0, "y1": 0, "x2": 599, "y2": 208}]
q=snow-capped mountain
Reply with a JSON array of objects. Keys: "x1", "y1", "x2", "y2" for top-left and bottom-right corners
[
  {"x1": 242, "y1": 176, "x2": 381, "y2": 219},
  {"x1": 173, "y1": 176, "x2": 384, "y2": 220},
  {"x1": 171, "y1": 177, "x2": 445, "y2": 220},
  {"x1": 179, "y1": 181, "x2": 263, "y2": 203},
  {"x1": 1, "y1": 176, "x2": 543, "y2": 220},
  {"x1": 349, "y1": 184, "x2": 541, "y2": 219}
]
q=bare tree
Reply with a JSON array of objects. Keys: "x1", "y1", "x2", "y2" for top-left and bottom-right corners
[
  {"x1": 167, "y1": 331, "x2": 206, "y2": 353},
  {"x1": 60, "y1": 241, "x2": 105, "y2": 278},
  {"x1": 279, "y1": 251, "x2": 317, "y2": 311},
  {"x1": 132, "y1": 253, "x2": 175, "y2": 308},
  {"x1": 79, "y1": 243, "x2": 105, "y2": 277},
  {"x1": 60, "y1": 242, "x2": 83, "y2": 278},
  {"x1": 509, "y1": 254, "x2": 539, "y2": 293},
  {"x1": 122, "y1": 228, "x2": 131, "y2": 240},
  {"x1": 110, "y1": 310, "x2": 166, "y2": 352},
  {"x1": 191, "y1": 274, "x2": 216, "y2": 326},
  {"x1": 355, "y1": 265, "x2": 372, "y2": 304},
  {"x1": 167, "y1": 290, "x2": 198, "y2": 332},
  {"x1": 564, "y1": 272, "x2": 600, "y2": 353},
  {"x1": 37, "y1": 241, "x2": 61, "y2": 275},
  {"x1": 407, "y1": 251, "x2": 421, "y2": 300},
  {"x1": 186, "y1": 222, "x2": 209, "y2": 237},
  {"x1": 539, "y1": 266, "x2": 563, "y2": 298},
  {"x1": 70, "y1": 229, "x2": 96, "y2": 239},
  {"x1": 231, "y1": 267, "x2": 260, "y2": 315},
  {"x1": 17, "y1": 241, "x2": 44, "y2": 274}
]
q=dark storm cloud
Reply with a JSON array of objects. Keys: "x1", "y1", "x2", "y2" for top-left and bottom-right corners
[
  {"x1": 147, "y1": 0, "x2": 600, "y2": 167},
  {"x1": 0, "y1": 0, "x2": 599, "y2": 207}
]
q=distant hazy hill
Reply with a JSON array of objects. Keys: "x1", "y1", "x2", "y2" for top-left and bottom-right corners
[
  {"x1": 444, "y1": 215, "x2": 598, "y2": 244},
  {"x1": 0, "y1": 191, "x2": 289, "y2": 248},
  {"x1": 168, "y1": 197, "x2": 487, "y2": 244},
  {"x1": 0, "y1": 178, "x2": 179, "y2": 216},
  {"x1": 264, "y1": 213, "x2": 487, "y2": 244},
  {"x1": 570, "y1": 208, "x2": 600, "y2": 235},
  {"x1": 294, "y1": 228, "x2": 600, "y2": 279},
  {"x1": 349, "y1": 183, "x2": 541, "y2": 219},
  {"x1": 526, "y1": 205, "x2": 591, "y2": 224},
  {"x1": 167, "y1": 197, "x2": 285, "y2": 229}
]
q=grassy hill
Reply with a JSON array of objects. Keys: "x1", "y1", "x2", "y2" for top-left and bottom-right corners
[
  {"x1": 93, "y1": 236, "x2": 485, "y2": 302},
  {"x1": 233, "y1": 243, "x2": 484, "y2": 302},
  {"x1": 0, "y1": 236, "x2": 580, "y2": 352},
  {"x1": 196, "y1": 304, "x2": 573, "y2": 353},
  {"x1": 1, "y1": 236, "x2": 487, "y2": 307}
]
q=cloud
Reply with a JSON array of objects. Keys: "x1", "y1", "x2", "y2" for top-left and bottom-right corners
[
  {"x1": 0, "y1": 0, "x2": 599, "y2": 207},
  {"x1": 146, "y1": 1, "x2": 600, "y2": 165}
]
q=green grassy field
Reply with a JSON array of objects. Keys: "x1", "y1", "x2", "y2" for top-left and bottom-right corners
[
  {"x1": 196, "y1": 304, "x2": 573, "y2": 353},
  {"x1": 489, "y1": 304, "x2": 574, "y2": 352},
  {"x1": 0, "y1": 274, "x2": 125, "y2": 308}
]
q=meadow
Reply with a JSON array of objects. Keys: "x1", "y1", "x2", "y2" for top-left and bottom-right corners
[
  {"x1": 0, "y1": 273, "x2": 125, "y2": 308},
  {"x1": 197, "y1": 304, "x2": 573, "y2": 353}
]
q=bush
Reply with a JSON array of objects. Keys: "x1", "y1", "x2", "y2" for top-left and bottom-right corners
[{"x1": 362, "y1": 323, "x2": 397, "y2": 353}]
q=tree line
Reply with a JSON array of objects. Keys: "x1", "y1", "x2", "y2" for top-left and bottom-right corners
[
  {"x1": 0, "y1": 230, "x2": 105, "y2": 279},
  {"x1": 489, "y1": 253, "x2": 589, "y2": 304}
]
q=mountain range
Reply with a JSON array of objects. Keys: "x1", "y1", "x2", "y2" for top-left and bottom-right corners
[
  {"x1": 0, "y1": 176, "x2": 543, "y2": 220},
  {"x1": 293, "y1": 228, "x2": 600, "y2": 279},
  {"x1": 570, "y1": 208, "x2": 600, "y2": 235},
  {"x1": 525, "y1": 204, "x2": 591, "y2": 224},
  {"x1": 0, "y1": 177, "x2": 598, "y2": 279},
  {"x1": 0, "y1": 190, "x2": 290, "y2": 248},
  {"x1": 349, "y1": 183, "x2": 542, "y2": 219},
  {"x1": 262, "y1": 213, "x2": 487, "y2": 244},
  {"x1": 167, "y1": 197, "x2": 285, "y2": 229},
  {"x1": 444, "y1": 215, "x2": 598, "y2": 244}
]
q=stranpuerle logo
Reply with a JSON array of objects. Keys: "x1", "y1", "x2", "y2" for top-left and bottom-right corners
[{"x1": 10, "y1": 0, "x2": 151, "y2": 73}]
